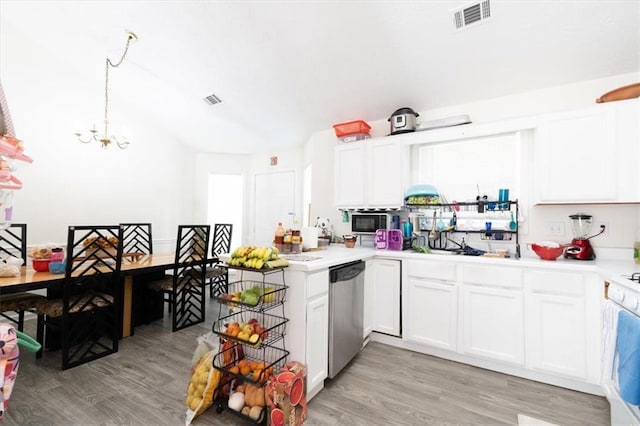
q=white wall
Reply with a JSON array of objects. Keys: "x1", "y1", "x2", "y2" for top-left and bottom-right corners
[
  {"x1": 308, "y1": 72, "x2": 640, "y2": 250},
  {"x1": 193, "y1": 148, "x2": 304, "y2": 247},
  {"x1": 2, "y1": 18, "x2": 197, "y2": 250}
]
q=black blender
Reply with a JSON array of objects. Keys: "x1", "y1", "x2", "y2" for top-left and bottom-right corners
[{"x1": 564, "y1": 213, "x2": 606, "y2": 260}]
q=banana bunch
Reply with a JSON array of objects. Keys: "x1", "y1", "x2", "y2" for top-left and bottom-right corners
[
  {"x1": 228, "y1": 245, "x2": 280, "y2": 269},
  {"x1": 230, "y1": 245, "x2": 256, "y2": 259}
]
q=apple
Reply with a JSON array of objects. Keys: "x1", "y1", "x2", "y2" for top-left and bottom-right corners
[
  {"x1": 237, "y1": 330, "x2": 251, "y2": 341},
  {"x1": 243, "y1": 324, "x2": 254, "y2": 334},
  {"x1": 249, "y1": 333, "x2": 260, "y2": 344},
  {"x1": 248, "y1": 318, "x2": 258, "y2": 325}
]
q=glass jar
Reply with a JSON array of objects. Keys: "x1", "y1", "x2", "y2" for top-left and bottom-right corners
[{"x1": 50, "y1": 248, "x2": 64, "y2": 262}]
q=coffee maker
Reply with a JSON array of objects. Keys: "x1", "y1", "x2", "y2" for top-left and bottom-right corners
[{"x1": 564, "y1": 213, "x2": 605, "y2": 260}]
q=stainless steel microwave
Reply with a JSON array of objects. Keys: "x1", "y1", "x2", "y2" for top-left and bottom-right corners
[{"x1": 351, "y1": 213, "x2": 392, "y2": 234}]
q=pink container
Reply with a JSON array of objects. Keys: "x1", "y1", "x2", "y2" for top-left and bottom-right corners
[{"x1": 387, "y1": 230, "x2": 404, "y2": 251}]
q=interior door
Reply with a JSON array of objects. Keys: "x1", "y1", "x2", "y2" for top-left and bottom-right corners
[{"x1": 253, "y1": 170, "x2": 295, "y2": 246}]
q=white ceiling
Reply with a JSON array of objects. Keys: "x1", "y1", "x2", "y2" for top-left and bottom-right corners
[{"x1": 1, "y1": 1, "x2": 639, "y2": 154}]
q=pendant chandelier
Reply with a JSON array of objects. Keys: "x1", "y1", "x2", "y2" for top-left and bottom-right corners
[{"x1": 75, "y1": 30, "x2": 137, "y2": 149}]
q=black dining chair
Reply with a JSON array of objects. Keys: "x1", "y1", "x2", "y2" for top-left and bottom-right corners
[
  {"x1": 0, "y1": 224, "x2": 46, "y2": 331},
  {"x1": 120, "y1": 223, "x2": 153, "y2": 255},
  {"x1": 205, "y1": 223, "x2": 232, "y2": 297},
  {"x1": 147, "y1": 225, "x2": 210, "y2": 332},
  {"x1": 35, "y1": 225, "x2": 123, "y2": 370},
  {"x1": 120, "y1": 222, "x2": 154, "y2": 333}
]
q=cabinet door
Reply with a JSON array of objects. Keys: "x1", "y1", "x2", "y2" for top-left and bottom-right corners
[
  {"x1": 334, "y1": 143, "x2": 365, "y2": 208},
  {"x1": 534, "y1": 106, "x2": 616, "y2": 203},
  {"x1": 366, "y1": 140, "x2": 407, "y2": 208},
  {"x1": 371, "y1": 259, "x2": 401, "y2": 337},
  {"x1": 363, "y1": 260, "x2": 374, "y2": 338},
  {"x1": 306, "y1": 293, "x2": 329, "y2": 393},
  {"x1": 525, "y1": 270, "x2": 588, "y2": 379},
  {"x1": 462, "y1": 286, "x2": 524, "y2": 365},
  {"x1": 405, "y1": 277, "x2": 457, "y2": 351}
]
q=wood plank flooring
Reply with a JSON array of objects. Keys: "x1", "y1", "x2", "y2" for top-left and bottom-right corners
[{"x1": 3, "y1": 301, "x2": 610, "y2": 425}]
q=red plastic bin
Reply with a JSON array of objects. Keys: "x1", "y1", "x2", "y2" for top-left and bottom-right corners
[{"x1": 332, "y1": 120, "x2": 371, "y2": 137}]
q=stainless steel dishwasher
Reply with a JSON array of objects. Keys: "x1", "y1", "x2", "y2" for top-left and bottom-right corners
[{"x1": 328, "y1": 260, "x2": 365, "y2": 378}]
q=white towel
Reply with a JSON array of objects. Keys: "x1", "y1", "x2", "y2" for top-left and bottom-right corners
[{"x1": 602, "y1": 299, "x2": 622, "y2": 382}]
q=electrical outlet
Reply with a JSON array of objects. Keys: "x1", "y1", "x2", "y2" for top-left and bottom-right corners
[{"x1": 545, "y1": 221, "x2": 565, "y2": 236}]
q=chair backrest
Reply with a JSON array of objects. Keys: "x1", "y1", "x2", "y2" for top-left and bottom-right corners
[
  {"x1": 211, "y1": 223, "x2": 232, "y2": 258},
  {"x1": 62, "y1": 225, "x2": 123, "y2": 369},
  {"x1": 170, "y1": 225, "x2": 210, "y2": 332},
  {"x1": 0, "y1": 223, "x2": 26, "y2": 265},
  {"x1": 65, "y1": 225, "x2": 124, "y2": 299},
  {"x1": 173, "y1": 225, "x2": 210, "y2": 268},
  {"x1": 120, "y1": 223, "x2": 153, "y2": 255}
]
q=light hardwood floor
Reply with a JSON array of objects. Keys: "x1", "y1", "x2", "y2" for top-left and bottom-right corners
[{"x1": 4, "y1": 301, "x2": 609, "y2": 425}]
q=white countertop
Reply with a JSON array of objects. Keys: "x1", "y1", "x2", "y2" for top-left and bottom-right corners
[{"x1": 223, "y1": 245, "x2": 640, "y2": 280}]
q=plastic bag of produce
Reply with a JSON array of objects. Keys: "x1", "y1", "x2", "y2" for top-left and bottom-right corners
[
  {"x1": 188, "y1": 331, "x2": 218, "y2": 376},
  {"x1": 185, "y1": 335, "x2": 221, "y2": 425}
]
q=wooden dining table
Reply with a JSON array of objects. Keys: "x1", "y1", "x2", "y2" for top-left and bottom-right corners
[{"x1": 0, "y1": 253, "x2": 177, "y2": 338}]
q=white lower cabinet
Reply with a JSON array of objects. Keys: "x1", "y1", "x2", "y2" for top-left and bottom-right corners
[
  {"x1": 363, "y1": 261, "x2": 373, "y2": 339},
  {"x1": 404, "y1": 259, "x2": 458, "y2": 350},
  {"x1": 305, "y1": 293, "x2": 329, "y2": 394},
  {"x1": 524, "y1": 270, "x2": 588, "y2": 380},
  {"x1": 461, "y1": 285, "x2": 524, "y2": 365},
  {"x1": 460, "y1": 264, "x2": 525, "y2": 365},
  {"x1": 369, "y1": 258, "x2": 401, "y2": 337}
]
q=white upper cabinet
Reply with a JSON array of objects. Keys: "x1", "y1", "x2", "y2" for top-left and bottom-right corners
[
  {"x1": 533, "y1": 98, "x2": 639, "y2": 204},
  {"x1": 334, "y1": 142, "x2": 366, "y2": 207},
  {"x1": 335, "y1": 139, "x2": 409, "y2": 209}
]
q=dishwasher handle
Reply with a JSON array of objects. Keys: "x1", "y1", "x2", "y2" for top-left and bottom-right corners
[{"x1": 330, "y1": 261, "x2": 365, "y2": 283}]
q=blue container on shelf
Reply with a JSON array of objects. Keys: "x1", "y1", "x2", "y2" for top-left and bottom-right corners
[{"x1": 48, "y1": 261, "x2": 66, "y2": 274}]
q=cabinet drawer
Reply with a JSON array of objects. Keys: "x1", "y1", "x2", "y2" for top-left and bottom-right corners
[
  {"x1": 405, "y1": 260, "x2": 457, "y2": 282},
  {"x1": 526, "y1": 270, "x2": 584, "y2": 296},
  {"x1": 461, "y1": 265, "x2": 522, "y2": 289},
  {"x1": 307, "y1": 270, "x2": 329, "y2": 299}
]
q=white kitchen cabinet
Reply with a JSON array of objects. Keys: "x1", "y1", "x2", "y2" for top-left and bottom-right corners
[
  {"x1": 460, "y1": 265, "x2": 524, "y2": 365},
  {"x1": 533, "y1": 98, "x2": 639, "y2": 203},
  {"x1": 369, "y1": 258, "x2": 401, "y2": 336},
  {"x1": 524, "y1": 270, "x2": 588, "y2": 380},
  {"x1": 404, "y1": 262, "x2": 458, "y2": 350},
  {"x1": 334, "y1": 143, "x2": 365, "y2": 207},
  {"x1": 305, "y1": 293, "x2": 329, "y2": 396},
  {"x1": 334, "y1": 139, "x2": 409, "y2": 209},
  {"x1": 363, "y1": 260, "x2": 374, "y2": 338}
]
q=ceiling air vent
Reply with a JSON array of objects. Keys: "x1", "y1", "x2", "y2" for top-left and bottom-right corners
[
  {"x1": 203, "y1": 93, "x2": 222, "y2": 105},
  {"x1": 453, "y1": 0, "x2": 491, "y2": 30}
]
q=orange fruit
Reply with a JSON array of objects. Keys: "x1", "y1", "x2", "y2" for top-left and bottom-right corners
[
  {"x1": 240, "y1": 364, "x2": 251, "y2": 376},
  {"x1": 229, "y1": 366, "x2": 240, "y2": 375},
  {"x1": 252, "y1": 368, "x2": 263, "y2": 382}
]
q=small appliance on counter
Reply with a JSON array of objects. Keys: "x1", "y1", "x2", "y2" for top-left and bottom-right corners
[
  {"x1": 564, "y1": 213, "x2": 606, "y2": 260},
  {"x1": 375, "y1": 229, "x2": 403, "y2": 250},
  {"x1": 351, "y1": 213, "x2": 392, "y2": 234},
  {"x1": 388, "y1": 107, "x2": 419, "y2": 135}
]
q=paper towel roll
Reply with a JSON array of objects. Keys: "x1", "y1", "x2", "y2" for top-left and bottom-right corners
[{"x1": 301, "y1": 226, "x2": 318, "y2": 249}]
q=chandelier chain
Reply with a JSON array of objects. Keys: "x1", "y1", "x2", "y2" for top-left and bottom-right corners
[{"x1": 76, "y1": 30, "x2": 136, "y2": 149}]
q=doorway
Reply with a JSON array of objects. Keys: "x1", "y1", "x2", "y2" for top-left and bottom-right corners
[
  {"x1": 253, "y1": 170, "x2": 295, "y2": 246},
  {"x1": 207, "y1": 173, "x2": 243, "y2": 250}
]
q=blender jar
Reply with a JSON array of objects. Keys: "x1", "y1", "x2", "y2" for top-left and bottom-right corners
[{"x1": 569, "y1": 214, "x2": 592, "y2": 239}]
